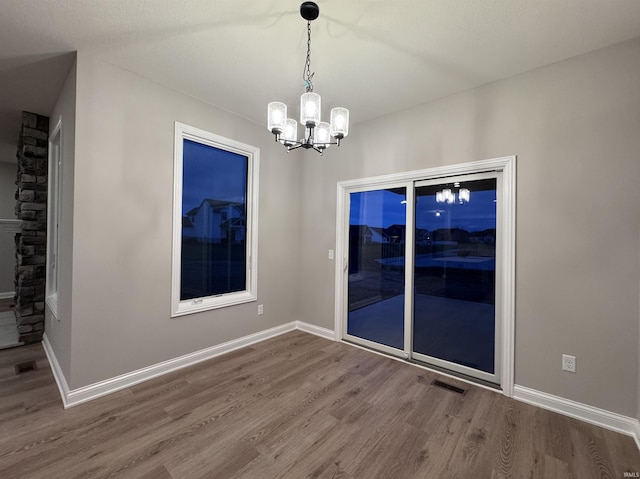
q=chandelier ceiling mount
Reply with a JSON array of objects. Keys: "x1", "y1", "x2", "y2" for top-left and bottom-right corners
[{"x1": 300, "y1": 1, "x2": 320, "y2": 21}]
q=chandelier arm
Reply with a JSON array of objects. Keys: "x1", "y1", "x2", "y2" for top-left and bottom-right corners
[
  {"x1": 284, "y1": 139, "x2": 303, "y2": 148},
  {"x1": 313, "y1": 140, "x2": 340, "y2": 146},
  {"x1": 271, "y1": 131, "x2": 341, "y2": 150}
]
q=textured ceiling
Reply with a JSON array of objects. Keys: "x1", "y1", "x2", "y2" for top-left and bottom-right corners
[{"x1": 1, "y1": 0, "x2": 640, "y2": 163}]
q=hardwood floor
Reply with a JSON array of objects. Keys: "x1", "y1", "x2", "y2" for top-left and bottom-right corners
[
  {"x1": 0, "y1": 331, "x2": 639, "y2": 478},
  {"x1": 0, "y1": 298, "x2": 20, "y2": 350}
]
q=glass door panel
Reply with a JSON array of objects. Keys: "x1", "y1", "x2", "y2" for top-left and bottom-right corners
[
  {"x1": 346, "y1": 188, "x2": 406, "y2": 351},
  {"x1": 413, "y1": 178, "x2": 498, "y2": 378}
]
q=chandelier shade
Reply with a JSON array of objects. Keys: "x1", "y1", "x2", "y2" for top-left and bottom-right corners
[
  {"x1": 330, "y1": 107, "x2": 349, "y2": 139},
  {"x1": 300, "y1": 92, "x2": 321, "y2": 127},
  {"x1": 267, "y1": 102, "x2": 287, "y2": 134},
  {"x1": 315, "y1": 122, "x2": 331, "y2": 149},
  {"x1": 282, "y1": 118, "x2": 298, "y2": 146},
  {"x1": 266, "y1": 2, "x2": 349, "y2": 155}
]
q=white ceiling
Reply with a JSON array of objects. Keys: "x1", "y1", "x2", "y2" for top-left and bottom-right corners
[{"x1": 1, "y1": 0, "x2": 640, "y2": 163}]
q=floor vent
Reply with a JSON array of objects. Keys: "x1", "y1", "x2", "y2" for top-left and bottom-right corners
[
  {"x1": 431, "y1": 379, "x2": 466, "y2": 395},
  {"x1": 15, "y1": 360, "x2": 37, "y2": 375}
]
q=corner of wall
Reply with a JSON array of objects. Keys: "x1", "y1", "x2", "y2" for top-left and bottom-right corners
[
  {"x1": 637, "y1": 218, "x2": 640, "y2": 424},
  {"x1": 44, "y1": 55, "x2": 77, "y2": 384}
]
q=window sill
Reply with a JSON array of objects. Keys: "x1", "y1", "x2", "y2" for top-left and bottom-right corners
[
  {"x1": 46, "y1": 294, "x2": 59, "y2": 318},
  {"x1": 171, "y1": 291, "x2": 256, "y2": 318}
]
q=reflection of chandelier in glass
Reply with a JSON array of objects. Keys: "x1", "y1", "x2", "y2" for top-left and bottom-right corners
[{"x1": 436, "y1": 182, "x2": 470, "y2": 204}]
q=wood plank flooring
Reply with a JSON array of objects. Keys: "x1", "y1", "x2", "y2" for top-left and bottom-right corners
[
  {"x1": 0, "y1": 298, "x2": 21, "y2": 350},
  {"x1": 0, "y1": 331, "x2": 639, "y2": 478}
]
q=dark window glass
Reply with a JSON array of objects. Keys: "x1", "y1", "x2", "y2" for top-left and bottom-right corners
[{"x1": 180, "y1": 139, "x2": 248, "y2": 300}]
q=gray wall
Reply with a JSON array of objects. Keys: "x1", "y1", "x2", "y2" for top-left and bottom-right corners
[
  {"x1": 297, "y1": 38, "x2": 640, "y2": 417},
  {"x1": 45, "y1": 59, "x2": 76, "y2": 381},
  {"x1": 45, "y1": 39, "x2": 640, "y2": 420},
  {"x1": 0, "y1": 161, "x2": 16, "y2": 295},
  {"x1": 67, "y1": 52, "x2": 301, "y2": 389}
]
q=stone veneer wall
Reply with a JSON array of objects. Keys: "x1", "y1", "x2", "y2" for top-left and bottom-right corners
[{"x1": 15, "y1": 111, "x2": 48, "y2": 344}]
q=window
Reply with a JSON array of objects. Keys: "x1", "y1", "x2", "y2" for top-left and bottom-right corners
[
  {"x1": 172, "y1": 122, "x2": 259, "y2": 316},
  {"x1": 46, "y1": 118, "x2": 62, "y2": 315}
]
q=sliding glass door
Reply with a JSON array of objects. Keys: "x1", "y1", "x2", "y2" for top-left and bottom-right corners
[{"x1": 342, "y1": 171, "x2": 503, "y2": 386}]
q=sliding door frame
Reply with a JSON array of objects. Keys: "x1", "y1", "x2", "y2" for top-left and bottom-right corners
[{"x1": 334, "y1": 156, "x2": 516, "y2": 397}]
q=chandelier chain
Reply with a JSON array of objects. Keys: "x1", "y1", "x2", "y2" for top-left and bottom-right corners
[{"x1": 303, "y1": 20, "x2": 314, "y2": 92}]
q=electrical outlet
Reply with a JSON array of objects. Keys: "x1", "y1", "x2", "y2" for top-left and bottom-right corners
[
  {"x1": 258, "y1": 304, "x2": 264, "y2": 315},
  {"x1": 328, "y1": 249, "x2": 334, "y2": 260},
  {"x1": 562, "y1": 354, "x2": 576, "y2": 373}
]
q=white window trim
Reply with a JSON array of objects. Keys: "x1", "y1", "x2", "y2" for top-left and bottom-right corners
[
  {"x1": 171, "y1": 122, "x2": 259, "y2": 317},
  {"x1": 334, "y1": 155, "x2": 516, "y2": 397},
  {"x1": 45, "y1": 117, "x2": 62, "y2": 317}
]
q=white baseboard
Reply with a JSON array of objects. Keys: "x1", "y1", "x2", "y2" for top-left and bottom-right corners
[
  {"x1": 44, "y1": 321, "x2": 300, "y2": 408},
  {"x1": 0, "y1": 291, "x2": 14, "y2": 300},
  {"x1": 634, "y1": 419, "x2": 640, "y2": 452},
  {"x1": 42, "y1": 333, "x2": 71, "y2": 408},
  {"x1": 295, "y1": 320, "x2": 335, "y2": 340},
  {"x1": 514, "y1": 385, "x2": 640, "y2": 451}
]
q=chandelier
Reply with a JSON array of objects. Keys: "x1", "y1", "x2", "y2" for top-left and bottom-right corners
[
  {"x1": 436, "y1": 182, "x2": 470, "y2": 204},
  {"x1": 267, "y1": 1, "x2": 349, "y2": 155}
]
